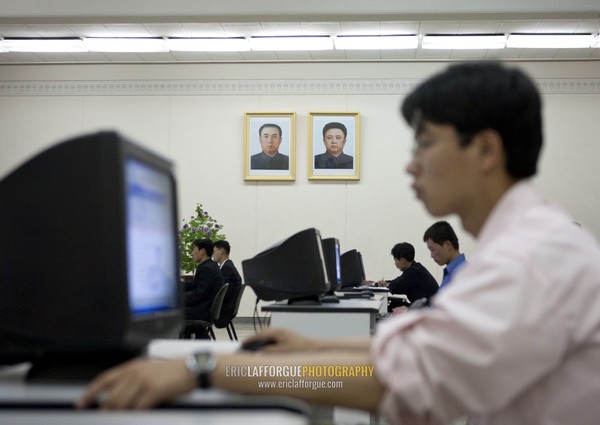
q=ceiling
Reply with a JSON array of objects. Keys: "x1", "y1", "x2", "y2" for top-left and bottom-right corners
[{"x1": 1, "y1": 1, "x2": 599, "y2": 64}]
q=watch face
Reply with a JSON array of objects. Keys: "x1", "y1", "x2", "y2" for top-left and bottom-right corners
[
  {"x1": 186, "y1": 351, "x2": 208, "y2": 374},
  {"x1": 196, "y1": 351, "x2": 217, "y2": 388},
  {"x1": 195, "y1": 352, "x2": 211, "y2": 366},
  {"x1": 188, "y1": 351, "x2": 216, "y2": 388}
]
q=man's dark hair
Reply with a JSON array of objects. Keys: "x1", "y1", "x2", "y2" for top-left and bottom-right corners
[
  {"x1": 192, "y1": 238, "x2": 214, "y2": 257},
  {"x1": 391, "y1": 242, "x2": 415, "y2": 262},
  {"x1": 423, "y1": 221, "x2": 460, "y2": 250},
  {"x1": 401, "y1": 61, "x2": 542, "y2": 179},
  {"x1": 322, "y1": 122, "x2": 347, "y2": 138},
  {"x1": 214, "y1": 240, "x2": 231, "y2": 255},
  {"x1": 259, "y1": 123, "x2": 282, "y2": 137}
]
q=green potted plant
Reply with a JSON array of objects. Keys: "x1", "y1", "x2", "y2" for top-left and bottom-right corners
[{"x1": 179, "y1": 203, "x2": 226, "y2": 275}]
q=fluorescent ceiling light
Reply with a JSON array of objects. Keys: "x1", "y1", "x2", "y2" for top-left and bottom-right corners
[
  {"x1": 507, "y1": 34, "x2": 593, "y2": 48},
  {"x1": 166, "y1": 37, "x2": 250, "y2": 52},
  {"x1": 422, "y1": 34, "x2": 507, "y2": 50},
  {"x1": 85, "y1": 38, "x2": 167, "y2": 52},
  {"x1": 593, "y1": 34, "x2": 600, "y2": 48},
  {"x1": 335, "y1": 35, "x2": 418, "y2": 50},
  {"x1": 1, "y1": 38, "x2": 86, "y2": 52},
  {"x1": 249, "y1": 36, "x2": 333, "y2": 51}
]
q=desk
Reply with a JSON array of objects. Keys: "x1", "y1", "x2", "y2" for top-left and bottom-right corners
[
  {"x1": 0, "y1": 341, "x2": 311, "y2": 425},
  {"x1": 263, "y1": 298, "x2": 382, "y2": 339},
  {"x1": 337, "y1": 291, "x2": 389, "y2": 315},
  {"x1": 262, "y1": 299, "x2": 382, "y2": 425},
  {"x1": 0, "y1": 410, "x2": 309, "y2": 425},
  {"x1": 388, "y1": 293, "x2": 410, "y2": 304}
]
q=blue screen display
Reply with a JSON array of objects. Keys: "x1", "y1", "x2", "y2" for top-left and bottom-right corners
[
  {"x1": 125, "y1": 158, "x2": 178, "y2": 315},
  {"x1": 334, "y1": 241, "x2": 342, "y2": 287}
]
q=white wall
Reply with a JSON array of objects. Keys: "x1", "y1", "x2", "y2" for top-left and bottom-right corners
[{"x1": 1, "y1": 60, "x2": 599, "y2": 316}]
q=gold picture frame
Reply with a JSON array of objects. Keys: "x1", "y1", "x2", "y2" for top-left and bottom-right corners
[
  {"x1": 309, "y1": 112, "x2": 360, "y2": 180},
  {"x1": 244, "y1": 112, "x2": 296, "y2": 181}
]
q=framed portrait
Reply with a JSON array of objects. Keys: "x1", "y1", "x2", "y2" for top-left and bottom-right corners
[
  {"x1": 244, "y1": 112, "x2": 296, "y2": 181},
  {"x1": 309, "y1": 112, "x2": 360, "y2": 180}
]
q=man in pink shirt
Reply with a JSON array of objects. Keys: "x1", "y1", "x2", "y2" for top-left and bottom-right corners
[{"x1": 79, "y1": 62, "x2": 600, "y2": 425}]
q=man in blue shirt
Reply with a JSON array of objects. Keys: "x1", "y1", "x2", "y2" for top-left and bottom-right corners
[{"x1": 423, "y1": 221, "x2": 467, "y2": 289}]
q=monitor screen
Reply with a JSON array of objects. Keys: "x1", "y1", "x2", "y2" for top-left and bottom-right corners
[
  {"x1": 357, "y1": 251, "x2": 366, "y2": 281},
  {"x1": 0, "y1": 131, "x2": 182, "y2": 381},
  {"x1": 321, "y1": 237, "x2": 341, "y2": 293},
  {"x1": 125, "y1": 159, "x2": 178, "y2": 315},
  {"x1": 242, "y1": 228, "x2": 330, "y2": 304},
  {"x1": 340, "y1": 249, "x2": 365, "y2": 289}
]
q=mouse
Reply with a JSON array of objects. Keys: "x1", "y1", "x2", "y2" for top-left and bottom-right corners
[
  {"x1": 361, "y1": 290, "x2": 374, "y2": 297},
  {"x1": 240, "y1": 338, "x2": 277, "y2": 351}
]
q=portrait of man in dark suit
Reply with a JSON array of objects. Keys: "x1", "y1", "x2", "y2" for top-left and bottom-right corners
[
  {"x1": 250, "y1": 123, "x2": 289, "y2": 170},
  {"x1": 245, "y1": 113, "x2": 295, "y2": 181},
  {"x1": 309, "y1": 112, "x2": 359, "y2": 180},
  {"x1": 314, "y1": 122, "x2": 354, "y2": 169}
]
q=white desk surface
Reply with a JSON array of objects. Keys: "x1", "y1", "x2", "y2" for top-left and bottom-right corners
[
  {"x1": 388, "y1": 293, "x2": 410, "y2": 302},
  {"x1": 147, "y1": 339, "x2": 240, "y2": 358},
  {"x1": 260, "y1": 299, "x2": 379, "y2": 424},
  {"x1": 263, "y1": 297, "x2": 382, "y2": 342},
  {"x1": 262, "y1": 297, "x2": 382, "y2": 312},
  {"x1": 0, "y1": 340, "x2": 310, "y2": 425},
  {"x1": 0, "y1": 410, "x2": 309, "y2": 425}
]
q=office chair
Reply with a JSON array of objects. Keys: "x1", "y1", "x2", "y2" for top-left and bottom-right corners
[
  {"x1": 225, "y1": 284, "x2": 246, "y2": 341},
  {"x1": 409, "y1": 297, "x2": 429, "y2": 310},
  {"x1": 180, "y1": 283, "x2": 229, "y2": 340}
]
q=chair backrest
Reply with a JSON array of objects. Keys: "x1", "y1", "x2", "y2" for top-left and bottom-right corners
[
  {"x1": 231, "y1": 284, "x2": 246, "y2": 319},
  {"x1": 214, "y1": 284, "x2": 245, "y2": 329},
  {"x1": 210, "y1": 283, "x2": 229, "y2": 324},
  {"x1": 409, "y1": 297, "x2": 428, "y2": 310}
]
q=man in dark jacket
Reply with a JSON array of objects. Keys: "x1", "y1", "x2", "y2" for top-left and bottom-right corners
[
  {"x1": 212, "y1": 240, "x2": 242, "y2": 328},
  {"x1": 184, "y1": 239, "x2": 224, "y2": 322},
  {"x1": 378, "y1": 242, "x2": 439, "y2": 311}
]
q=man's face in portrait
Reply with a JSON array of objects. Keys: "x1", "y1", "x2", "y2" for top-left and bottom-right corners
[
  {"x1": 323, "y1": 128, "x2": 347, "y2": 156},
  {"x1": 259, "y1": 126, "x2": 282, "y2": 156}
]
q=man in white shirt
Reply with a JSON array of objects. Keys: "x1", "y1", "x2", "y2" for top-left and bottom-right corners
[{"x1": 79, "y1": 62, "x2": 600, "y2": 425}]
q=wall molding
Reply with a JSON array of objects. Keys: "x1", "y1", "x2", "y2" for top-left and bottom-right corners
[{"x1": 1, "y1": 78, "x2": 600, "y2": 96}]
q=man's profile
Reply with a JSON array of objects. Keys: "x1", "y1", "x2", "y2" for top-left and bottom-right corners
[
  {"x1": 314, "y1": 122, "x2": 354, "y2": 169},
  {"x1": 423, "y1": 220, "x2": 467, "y2": 289},
  {"x1": 250, "y1": 123, "x2": 289, "y2": 170}
]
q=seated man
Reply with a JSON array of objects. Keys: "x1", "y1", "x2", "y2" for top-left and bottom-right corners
[
  {"x1": 184, "y1": 239, "x2": 225, "y2": 322},
  {"x1": 423, "y1": 220, "x2": 468, "y2": 289},
  {"x1": 211, "y1": 240, "x2": 242, "y2": 328},
  {"x1": 376, "y1": 242, "x2": 439, "y2": 310}
]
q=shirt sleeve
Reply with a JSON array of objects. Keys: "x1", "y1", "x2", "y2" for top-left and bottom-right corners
[{"x1": 371, "y1": 251, "x2": 570, "y2": 424}]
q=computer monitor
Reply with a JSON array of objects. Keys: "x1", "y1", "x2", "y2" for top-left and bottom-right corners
[
  {"x1": 340, "y1": 249, "x2": 366, "y2": 289},
  {"x1": 321, "y1": 237, "x2": 341, "y2": 293},
  {"x1": 242, "y1": 228, "x2": 330, "y2": 304},
  {"x1": 357, "y1": 251, "x2": 367, "y2": 280},
  {"x1": 0, "y1": 131, "x2": 182, "y2": 381}
]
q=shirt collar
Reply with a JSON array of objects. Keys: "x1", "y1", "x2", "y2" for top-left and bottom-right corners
[{"x1": 445, "y1": 253, "x2": 466, "y2": 275}]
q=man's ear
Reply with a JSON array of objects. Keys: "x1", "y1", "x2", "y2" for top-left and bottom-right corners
[{"x1": 473, "y1": 129, "x2": 505, "y2": 172}]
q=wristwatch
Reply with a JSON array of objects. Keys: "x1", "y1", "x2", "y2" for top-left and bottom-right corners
[{"x1": 185, "y1": 350, "x2": 217, "y2": 388}]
